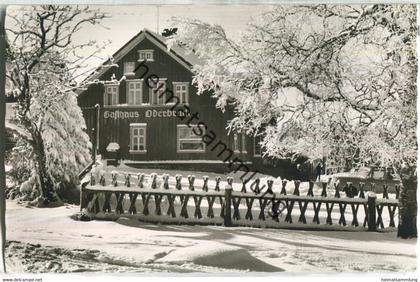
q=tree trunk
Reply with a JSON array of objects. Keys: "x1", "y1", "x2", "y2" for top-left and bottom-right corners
[
  {"x1": 31, "y1": 129, "x2": 55, "y2": 203},
  {"x1": 397, "y1": 166, "x2": 417, "y2": 238}
]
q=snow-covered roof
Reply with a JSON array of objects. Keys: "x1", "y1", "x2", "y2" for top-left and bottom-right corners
[
  {"x1": 83, "y1": 28, "x2": 202, "y2": 84},
  {"x1": 151, "y1": 29, "x2": 202, "y2": 67},
  {"x1": 5, "y1": 120, "x2": 32, "y2": 141}
]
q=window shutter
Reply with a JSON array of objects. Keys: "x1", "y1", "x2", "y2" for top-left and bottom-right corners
[{"x1": 104, "y1": 86, "x2": 108, "y2": 105}]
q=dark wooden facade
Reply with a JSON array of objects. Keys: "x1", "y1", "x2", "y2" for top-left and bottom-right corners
[{"x1": 78, "y1": 29, "x2": 259, "y2": 169}]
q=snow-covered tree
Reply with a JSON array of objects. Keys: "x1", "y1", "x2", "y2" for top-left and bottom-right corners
[
  {"x1": 5, "y1": 6, "x2": 107, "y2": 204},
  {"x1": 170, "y1": 5, "x2": 417, "y2": 238}
]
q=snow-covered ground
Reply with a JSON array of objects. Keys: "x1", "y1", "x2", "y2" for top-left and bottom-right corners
[{"x1": 5, "y1": 200, "x2": 416, "y2": 273}]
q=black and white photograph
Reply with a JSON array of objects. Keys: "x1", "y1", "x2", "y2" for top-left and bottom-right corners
[{"x1": 0, "y1": 2, "x2": 417, "y2": 279}]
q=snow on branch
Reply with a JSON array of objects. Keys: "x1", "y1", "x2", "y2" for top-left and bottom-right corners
[{"x1": 170, "y1": 5, "x2": 416, "y2": 169}]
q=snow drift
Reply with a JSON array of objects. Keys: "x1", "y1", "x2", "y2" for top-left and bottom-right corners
[{"x1": 156, "y1": 242, "x2": 282, "y2": 272}]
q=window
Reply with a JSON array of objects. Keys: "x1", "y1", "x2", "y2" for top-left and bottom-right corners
[
  {"x1": 105, "y1": 84, "x2": 119, "y2": 105},
  {"x1": 138, "y1": 50, "x2": 154, "y2": 62},
  {"x1": 241, "y1": 134, "x2": 247, "y2": 153},
  {"x1": 130, "y1": 124, "x2": 147, "y2": 152},
  {"x1": 233, "y1": 133, "x2": 247, "y2": 153},
  {"x1": 124, "y1": 62, "x2": 135, "y2": 75},
  {"x1": 173, "y1": 82, "x2": 189, "y2": 104},
  {"x1": 233, "y1": 134, "x2": 240, "y2": 153},
  {"x1": 177, "y1": 125, "x2": 205, "y2": 152},
  {"x1": 149, "y1": 79, "x2": 167, "y2": 105},
  {"x1": 254, "y1": 136, "x2": 262, "y2": 157},
  {"x1": 127, "y1": 80, "x2": 142, "y2": 105}
]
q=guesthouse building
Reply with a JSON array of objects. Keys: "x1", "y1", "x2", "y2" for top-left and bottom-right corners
[{"x1": 77, "y1": 28, "x2": 272, "y2": 176}]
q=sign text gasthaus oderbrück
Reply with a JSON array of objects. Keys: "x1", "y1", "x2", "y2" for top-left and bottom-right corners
[{"x1": 103, "y1": 109, "x2": 190, "y2": 119}]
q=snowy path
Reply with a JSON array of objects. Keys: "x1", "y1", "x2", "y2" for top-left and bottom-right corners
[{"x1": 5, "y1": 200, "x2": 416, "y2": 273}]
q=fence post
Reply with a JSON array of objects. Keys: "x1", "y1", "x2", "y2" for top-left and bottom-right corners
[
  {"x1": 281, "y1": 180, "x2": 287, "y2": 195},
  {"x1": 79, "y1": 181, "x2": 89, "y2": 211},
  {"x1": 111, "y1": 173, "x2": 117, "y2": 187},
  {"x1": 90, "y1": 172, "x2": 96, "y2": 186},
  {"x1": 99, "y1": 170, "x2": 106, "y2": 186},
  {"x1": 227, "y1": 177, "x2": 233, "y2": 186},
  {"x1": 188, "y1": 175, "x2": 195, "y2": 191},
  {"x1": 395, "y1": 184, "x2": 400, "y2": 200},
  {"x1": 382, "y1": 184, "x2": 389, "y2": 199},
  {"x1": 307, "y1": 181, "x2": 314, "y2": 197},
  {"x1": 162, "y1": 174, "x2": 170, "y2": 189},
  {"x1": 321, "y1": 182, "x2": 327, "y2": 197},
  {"x1": 241, "y1": 179, "x2": 247, "y2": 193},
  {"x1": 202, "y1": 176, "x2": 209, "y2": 192},
  {"x1": 368, "y1": 193, "x2": 377, "y2": 232},
  {"x1": 125, "y1": 174, "x2": 130, "y2": 187},
  {"x1": 224, "y1": 184, "x2": 233, "y2": 227},
  {"x1": 293, "y1": 180, "x2": 300, "y2": 196},
  {"x1": 359, "y1": 182, "x2": 365, "y2": 198},
  {"x1": 137, "y1": 173, "x2": 144, "y2": 188},
  {"x1": 151, "y1": 173, "x2": 157, "y2": 189},
  {"x1": 175, "y1": 175, "x2": 182, "y2": 190},
  {"x1": 215, "y1": 176, "x2": 221, "y2": 191},
  {"x1": 334, "y1": 183, "x2": 340, "y2": 198}
]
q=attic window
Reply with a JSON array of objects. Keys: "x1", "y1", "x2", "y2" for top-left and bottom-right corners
[{"x1": 138, "y1": 50, "x2": 154, "y2": 62}]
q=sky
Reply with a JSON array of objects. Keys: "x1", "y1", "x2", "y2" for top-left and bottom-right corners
[{"x1": 56, "y1": 5, "x2": 276, "y2": 80}]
